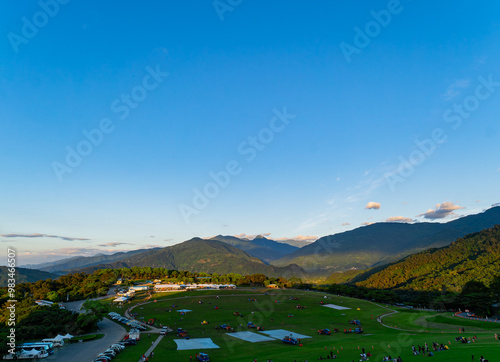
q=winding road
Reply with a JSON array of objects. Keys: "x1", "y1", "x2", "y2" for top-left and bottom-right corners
[
  {"x1": 46, "y1": 317, "x2": 126, "y2": 362},
  {"x1": 45, "y1": 289, "x2": 127, "y2": 361}
]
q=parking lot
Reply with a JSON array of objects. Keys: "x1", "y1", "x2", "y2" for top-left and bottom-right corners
[{"x1": 45, "y1": 318, "x2": 126, "y2": 362}]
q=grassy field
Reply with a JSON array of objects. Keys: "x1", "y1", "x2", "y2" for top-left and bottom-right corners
[{"x1": 108, "y1": 289, "x2": 500, "y2": 362}]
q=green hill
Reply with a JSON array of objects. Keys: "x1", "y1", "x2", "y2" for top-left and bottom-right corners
[
  {"x1": 0, "y1": 267, "x2": 58, "y2": 287},
  {"x1": 272, "y1": 206, "x2": 500, "y2": 274},
  {"x1": 72, "y1": 238, "x2": 307, "y2": 278},
  {"x1": 354, "y1": 225, "x2": 500, "y2": 292}
]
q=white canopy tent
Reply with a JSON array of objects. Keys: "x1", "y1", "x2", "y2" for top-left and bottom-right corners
[{"x1": 42, "y1": 334, "x2": 66, "y2": 346}]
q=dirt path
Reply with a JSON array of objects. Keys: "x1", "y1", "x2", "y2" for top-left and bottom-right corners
[{"x1": 352, "y1": 300, "x2": 417, "y2": 332}]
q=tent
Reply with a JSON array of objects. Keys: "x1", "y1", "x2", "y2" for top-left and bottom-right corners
[{"x1": 42, "y1": 334, "x2": 66, "y2": 346}]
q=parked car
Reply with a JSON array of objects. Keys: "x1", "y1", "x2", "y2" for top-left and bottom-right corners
[
  {"x1": 95, "y1": 355, "x2": 112, "y2": 361},
  {"x1": 97, "y1": 352, "x2": 114, "y2": 359},
  {"x1": 197, "y1": 352, "x2": 210, "y2": 361},
  {"x1": 121, "y1": 339, "x2": 137, "y2": 345}
]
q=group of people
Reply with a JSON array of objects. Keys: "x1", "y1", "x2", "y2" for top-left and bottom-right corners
[
  {"x1": 411, "y1": 342, "x2": 448, "y2": 356},
  {"x1": 456, "y1": 335, "x2": 478, "y2": 343},
  {"x1": 382, "y1": 356, "x2": 402, "y2": 362},
  {"x1": 317, "y1": 350, "x2": 337, "y2": 359}
]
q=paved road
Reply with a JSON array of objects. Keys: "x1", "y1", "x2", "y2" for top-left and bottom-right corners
[
  {"x1": 46, "y1": 317, "x2": 126, "y2": 362},
  {"x1": 45, "y1": 288, "x2": 124, "y2": 361},
  {"x1": 456, "y1": 312, "x2": 500, "y2": 323}
]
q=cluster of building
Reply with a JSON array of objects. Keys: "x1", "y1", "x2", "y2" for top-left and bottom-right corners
[
  {"x1": 153, "y1": 283, "x2": 236, "y2": 292},
  {"x1": 112, "y1": 283, "x2": 236, "y2": 303}
]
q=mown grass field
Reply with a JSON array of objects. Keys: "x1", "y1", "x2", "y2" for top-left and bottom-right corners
[{"x1": 107, "y1": 289, "x2": 500, "y2": 362}]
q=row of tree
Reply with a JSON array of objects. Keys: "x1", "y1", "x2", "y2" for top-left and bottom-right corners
[
  {"x1": 0, "y1": 268, "x2": 305, "y2": 311},
  {"x1": 314, "y1": 277, "x2": 500, "y2": 316}
]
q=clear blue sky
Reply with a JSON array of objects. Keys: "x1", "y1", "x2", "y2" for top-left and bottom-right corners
[{"x1": 1, "y1": 0, "x2": 499, "y2": 265}]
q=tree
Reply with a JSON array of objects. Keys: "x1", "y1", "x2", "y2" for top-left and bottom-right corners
[
  {"x1": 488, "y1": 275, "x2": 500, "y2": 302},
  {"x1": 459, "y1": 281, "x2": 493, "y2": 316},
  {"x1": 82, "y1": 299, "x2": 109, "y2": 318},
  {"x1": 77, "y1": 300, "x2": 109, "y2": 332}
]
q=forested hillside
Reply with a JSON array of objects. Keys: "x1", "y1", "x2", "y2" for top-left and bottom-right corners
[
  {"x1": 0, "y1": 267, "x2": 57, "y2": 287},
  {"x1": 355, "y1": 225, "x2": 500, "y2": 292}
]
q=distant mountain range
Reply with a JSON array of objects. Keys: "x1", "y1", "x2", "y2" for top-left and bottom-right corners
[
  {"x1": 21, "y1": 207, "x2": 500, "y2": 280},
  {"x1": 24, "y1": 248, "x2": 161, "y2": 274},
  {"x1": 0, "y1": 266, "x2": 58, "y2": 287},
  {"x1": 272, "y1": 206, "x2": 500, "y2": 275},
  {"x1": 24, "y1": 235, "x2": 307, "y2": 274},
  {"x1": 209, "y1": 235, "x2": 299, "y2": 263},
  {"x1": 353, "y1": 225, "x2": 500, "y2": 292},
  {"x1": 71, "y1": 238, "x2": 307, "y2": 278}
]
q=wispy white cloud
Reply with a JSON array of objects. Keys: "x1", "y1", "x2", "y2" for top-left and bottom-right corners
[
  {"x1": 441, "y1": 78, "x2": 470, "y2": 101},
  {"x1": 345, "y1": 174, "x2": 387, "y2": 203},
  {"x1": 419, "y1": 201, "x2": 464, "y2": 219},
  {"x1": 97, "y1": 242, "x2": 132, "y2": 247},
  {"x1": 0, "y1": 233, "x2": 90, "y2": 241},
  {"x1": 20, "y1": 247, "x2": 116, "y2": 258},
  {"x1": 294, "y1": 212, "x2": 329, "y2": 232}
]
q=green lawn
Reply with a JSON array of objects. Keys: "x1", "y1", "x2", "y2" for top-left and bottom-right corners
[
  {"x1": 426, "y1": 315, "x2": 500, "y2": 331},
  {"x1": 109, "y1": 289, "x2": 500, "y2": 361},
  {"x1": 381, "y1": 309, "x2": 442, "y2": 331},
  {"x1": 112, "y1": 335, "x2": 152, "y2": 362}
]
